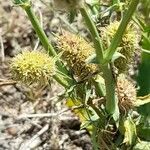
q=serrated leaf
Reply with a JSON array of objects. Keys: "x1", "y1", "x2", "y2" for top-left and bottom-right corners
[{"x1": 123, "y1": 117, "x2": 137, "y2": 146}]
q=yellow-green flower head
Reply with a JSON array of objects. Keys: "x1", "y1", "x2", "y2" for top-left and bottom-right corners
[
  {"x1": 57, "y1": 31, "x2": 98, "y2": 80},
  {"x1": 117, "y1": 74, "x2": 136, "y2": 113},
  {"x1": 53, "y1": 0, "x2": 84, "y2": 11},
  {"x1": 11, "y1": 51, "x2": 56, "y2": 85},
  {"x1": 101, "y1": 21, "x2": 139, "y2": 73}
]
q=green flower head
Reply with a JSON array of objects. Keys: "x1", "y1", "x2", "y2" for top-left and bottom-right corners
[
  {"x1": 11, "y1": 51, "x2": 56, "y2": 85},
  {"x1": 57, "y1": 31, "x2": 98, "y2": 80},
  {"x1": 101, "y1": 21, "x2": 140, "y2": 73}
]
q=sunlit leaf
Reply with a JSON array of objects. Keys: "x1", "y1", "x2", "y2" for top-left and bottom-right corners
[
  {"x1": 133, "y1": 141, "x2": 150, "y2": 150},
  {"x1": 135, "y1": 94, "x2": 150, "y2": 107},
  {"x1": 123, "y1": 117, "x2": 137, "y2": 146}
]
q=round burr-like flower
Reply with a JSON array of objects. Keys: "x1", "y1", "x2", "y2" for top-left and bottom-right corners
[
  {"x1": 101, "y1": 21, "x2": 139, "y2": 73},
  {"x1": 11, "y1": 51, "x2": 56, "y2": 85},
  {"x1": 57, "y1": 31, "x2": 98, "y2": 80},
  {"x1": 117, "y1": 74, "x2": 137, "y2": 113}
]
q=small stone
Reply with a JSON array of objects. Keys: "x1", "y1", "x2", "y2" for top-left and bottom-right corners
[
  {"x1": 1, "y1": 85, "x2": 16, "y2": 94},
  {"x1": 6, "y1": 126, "x2": 18, "y2": 136}
]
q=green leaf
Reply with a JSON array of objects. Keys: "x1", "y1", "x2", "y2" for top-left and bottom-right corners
[
  {"x1": 123, "y1": 117, "x2": 137, "y2": 146},
  {"x1": 141, "y1": 49, "x2": 150, "y2": 54},
  {"x1": 86, "y1": 51, "x2": 125, "y2": 64},
  {"x1": 136, "y1": 27, "x2": 150, "y2": 117},
  {"x1": 137, "y1": 116, "x2": 150, "y2": 141},
  {"x1": 86, "y1": 53, "x2": 97, "y2": 64},
  {"x1": 113, "y1": 97, "x2": 120, "y2": 128},
  {"x1": 137, "y1": 126, "x2": 150, "y2": 141},
  {"x1": 135, "y1": 94, "x2": 150, "y2": 107},
  {"x1": 133, "y1": 141, "x2": 150, "y2": 150},
  {"x1": 85, "y1": 0, "x2": 99, "y2": 6},
  {"x1": 111, "y1": 51, "x2": 126, "y2": 62}
]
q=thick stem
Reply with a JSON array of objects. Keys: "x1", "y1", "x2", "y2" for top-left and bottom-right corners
[
  {"x1": 80, "y1": 6, "x2": 116, "y2": 115},
  {"x1": 80, "y1": 7, "x2": 104, "y2": 63},
  {"x1": 104, "y1": 0, "x2": 140, "y2": 62},
  {"x1": 101, "y1": 64, "x2": 116, "y2": 114}
]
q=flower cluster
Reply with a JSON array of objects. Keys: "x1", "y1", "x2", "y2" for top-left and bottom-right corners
[
  {"x1": 101, "y1": 21, "x2": 139, "y2": 73},
  {"x1": 11, "y1": 51, "x2": 56, "y2": 85},
  {"x1": 57, "y1": 31, "x2": 98, "y2": 80},
  {"x1": 117, "y1": 74, "x2": 136, "y2": 113}
]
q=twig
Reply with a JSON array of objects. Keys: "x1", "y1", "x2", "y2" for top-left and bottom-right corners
[
  {"x1": 0, "y1": 80, "x2": 17, "y2": 86},
  {"x1": 17, "y1": 105, "x2": 83, "y2": 119},
  {"x1": 0, "y1": 35, "x2": 5, "y2": 63},
  {"x1": 19, "y1": 124, "x2": 49, "y2": 150}
]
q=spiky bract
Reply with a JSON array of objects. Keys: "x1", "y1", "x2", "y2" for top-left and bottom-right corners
[
  {"x1": 117, "y1": 74, "x2": 136, "y2": 113},
  {"x1": 101, "y1": 21, "x2": 139, "y2": 73},
  {"x1": 11, "y1": 51, "x2": 56, "y2": 85},
  {"x1": 57, "y1": 31, "x2": 98, "y2": 80}
]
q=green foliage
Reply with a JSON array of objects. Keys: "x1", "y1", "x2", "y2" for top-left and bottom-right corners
[
  {"x1": 11, "y1": 0, "x2": 150, "y2": 149},
  {"x1": 133, "y1": 141, "x2": 150, "y2": 150},
  {"x1": 13, "y1": 0, "x2": 31, "y2": 8},
  {"x1": 136, "y1": 18, "x2": 150, "y2": 118},
  {"x1": 123, "y1": 117, "x2": 137, "y2": 146}
]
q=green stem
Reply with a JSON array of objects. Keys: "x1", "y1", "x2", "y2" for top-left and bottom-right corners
[
  {"x1": 104, "y1": 0, "x2": 140, "y2": 62},
  {"x1": 91, "y1": 125, "x2": 99, "y2": 150},
  {"x1": 20, "y1": 5, "x2": 74, "y2": 87},
  {"x1": 80, "y1": 6, "x2": 116, "y2": 115},
  {"x1": 53, "y1": 75, "x2": 69, "y2": 88},
  {"x1": 24, "y1": 7, "x2": 56, "y2": 56},
  {"x1": 101, "y1": 64, "x2": 116, "y2": 114},
  {"x1": 80, "y1": 7, "x2": 104, "y2": 63}
]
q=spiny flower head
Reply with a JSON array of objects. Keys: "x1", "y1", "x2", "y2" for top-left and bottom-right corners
[
  {"x1": 53, "y1": 0, "x2": 84, "y2": 11},
  {"x1": 101, "y1": 21, "x2": 139, "y2": 73},
  {"x1": 11, "y1": 51, "x2": 56, "y2": 85},
  {"x1": 57, "y1": 31, "x2": 98, "y2": 80},
  {"x1": 117, "y1": 74, "x2": 137, "y2": 113}
]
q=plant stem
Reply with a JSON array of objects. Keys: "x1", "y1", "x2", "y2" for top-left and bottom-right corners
[
  {"x1": 80, "y1": 6, "x2": 116, "y2": 114},
  {"x1": 101, "y1": 64, "x2": 116, "y2": 114},
  {"x1": 80, "y1": 7, "x2": 104, "y2": 63},
  {"x1": 21, "y1": 5, "x2": 74, "y2": 87},
  {"x1": 24, "y1": 7, "x2": 56, "y2": 56},
  {"x1": 104, "y1": 0, "x2": 140, "y2": 62}
]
